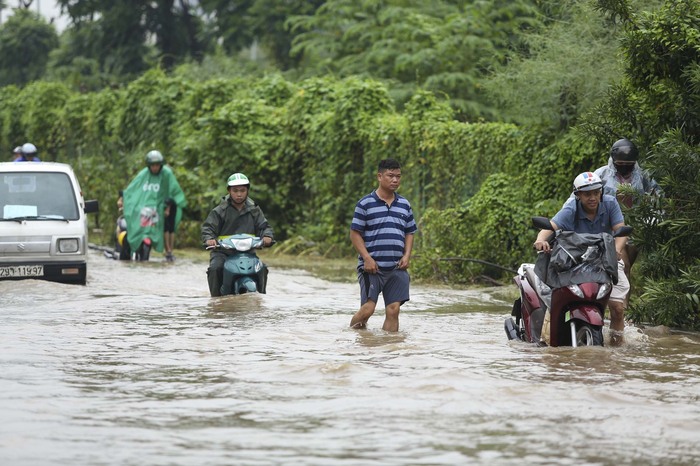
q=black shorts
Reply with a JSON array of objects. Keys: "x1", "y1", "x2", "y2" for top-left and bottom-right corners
[{"x1": 164, "y1": 204, "x2": 176, "y2": 233}]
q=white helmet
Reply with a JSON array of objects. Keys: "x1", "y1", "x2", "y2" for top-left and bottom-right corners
[
  {"x1": 227, "y1": 173, "x2": 250, "y2": 188},
  {"x1": 13, "y1": 146, "x2": 22, "y2": 154},
  {"x1": 21, "y1": 143, "x2": 37, "y2": 156},
  {"x1": 573, "y1": 172, "x2": 603, "y2": 193}
]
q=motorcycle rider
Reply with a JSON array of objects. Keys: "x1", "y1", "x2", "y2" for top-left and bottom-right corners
[
  {"x1": 594, "y1": 138, "x2": 660, "y2": 278},
  {"x1": 14, "y1": 143, "x2": 40, "y2": 161},
  {"x1": 201, "y1": 173, "x2": 274, "y2": 297},
  {"x1": 534, "y1": 172, "x2": 630, "y2": 345},
  {"x1": 122, "y1": 150, "x2": 187, "y2": 261}
]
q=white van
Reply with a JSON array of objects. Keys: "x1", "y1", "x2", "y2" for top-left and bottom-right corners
[{"x1": 0, "y1": 162, "x2": 99, "y2": 285}]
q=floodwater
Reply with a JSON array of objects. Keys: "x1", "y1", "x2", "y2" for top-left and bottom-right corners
[{"x1": 1, "y1": 250, "x2": 699, "y2": 466}]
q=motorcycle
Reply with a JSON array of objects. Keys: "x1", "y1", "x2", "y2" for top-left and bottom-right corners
[
  {"x1": 207, "y1": 234, "x2": 271, "y2": 295},
  {"x1": 112, "y1": 215, "x2": 152, "y2": 261},
  {"x1": 505, "y1": 216, "x2": 632, "y2": 347}
]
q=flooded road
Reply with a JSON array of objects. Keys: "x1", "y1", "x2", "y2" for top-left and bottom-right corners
[{"x1": 2, "y1": 250, "x2": 700, "y2": 465}]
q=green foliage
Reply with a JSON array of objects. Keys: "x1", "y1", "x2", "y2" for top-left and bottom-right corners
[
  {"x1": 46, "y1": 25, "x2": 112, "y2": 91},
  {"x1": 289, "y1": 0, "x2": 542, "y2": 119},
  {"x1": 0, "y1": 9, "x2": 59, "y2": 86},
  {"x1": 625, "y1": 131, "x2": 700, "y2": 280},
  {"x1": 0, "y1": 84, "x2": 24, "y2": 155},
  {"x1": 484, "y1": 0, "x2": 622, "y2": 131},
  {"x1": 17, "y1": 82, "x2": 72, "y2": 160},
  {"x1": 414, "y1": 173, "x2": 537, "y2": 283},
  {"x1": 629, "y1": 263, "x2": 700, "y2": 329},
  {"x1": 587, "y1": 0, "x2": 700, "y2": 330},
  {"x1": 300, "y1": 77, "x2": 395, "y2": 244},
  {"x1": 56, "y1": 0, "x2": 206, "y2": 78},
  {"x1": 513, "y1": 130, "x2": 601, "y2": 203},
  {"x1": 114, "y1": 69, "x2": 191, "y2": 152}
]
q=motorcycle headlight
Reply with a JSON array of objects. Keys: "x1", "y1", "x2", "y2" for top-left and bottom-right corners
[
  {"x1": 567, "y1": 284, "x2": 584, "y2": 298},
  {"x1": 596, "y1": 282, "x2": 612, "y2": 299}
]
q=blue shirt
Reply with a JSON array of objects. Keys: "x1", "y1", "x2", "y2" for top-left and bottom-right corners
[
  {"x1": 351, "y1": 191, "x2": 417, "y2": 271},
  {"x1": 552, "y1": 195, "x2": 624, "y2": 234}
]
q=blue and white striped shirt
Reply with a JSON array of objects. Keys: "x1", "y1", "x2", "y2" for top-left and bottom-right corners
[{"x1": 351, "y1": 191, "x2": 417, "y2": 271}]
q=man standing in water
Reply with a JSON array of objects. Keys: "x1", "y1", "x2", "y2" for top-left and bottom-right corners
[{"x1": 350, "y1": 158, "x2": 417, "y2": 332}]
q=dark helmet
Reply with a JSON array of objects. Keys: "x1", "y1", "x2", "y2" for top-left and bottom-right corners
[
  {"x1": 610, "y1": 138, "x2": 638, "y2": 163},
  {"x1": 145, "y1": 150, "x2": 164, "y2": 166}
]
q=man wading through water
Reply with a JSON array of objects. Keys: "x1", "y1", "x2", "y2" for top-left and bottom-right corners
[{"x1": 349, "y1": 158, "x2": 417, "y2": 332}]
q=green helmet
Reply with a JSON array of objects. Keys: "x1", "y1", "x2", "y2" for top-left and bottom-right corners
[
  {"x1": 227, "y1": 173, "x2": 250, "y2": 188},
  {"x1": 145, "y1": 150, "x2": 164, "y2": 166}
]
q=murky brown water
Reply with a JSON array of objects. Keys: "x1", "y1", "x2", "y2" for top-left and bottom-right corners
[{"x1": 1, "y1": 250, "x2": 699, "y2": 465}]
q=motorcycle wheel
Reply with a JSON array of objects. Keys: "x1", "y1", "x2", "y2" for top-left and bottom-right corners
[
  {"x1": 575, "y1": 323, "x2": 604, "y2": 346},
  {"x1": 135, "y1": 242, "x2": 151, "y2": 261}
]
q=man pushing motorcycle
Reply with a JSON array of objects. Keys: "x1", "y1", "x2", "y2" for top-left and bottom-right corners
[{"x1": 533, "y1": 172, "x2": 630, "y2": 345}]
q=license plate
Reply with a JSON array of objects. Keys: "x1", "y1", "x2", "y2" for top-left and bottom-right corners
[{"x1": 0, "y1": 265, "x2": 44, "y2": 278}]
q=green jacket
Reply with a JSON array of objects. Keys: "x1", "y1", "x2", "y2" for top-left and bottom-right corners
[{"x1": 201, "y1": 196, "x2": 274, "y2": 245}]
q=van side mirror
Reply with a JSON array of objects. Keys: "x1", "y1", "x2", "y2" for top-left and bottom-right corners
[{"x1": 84, "y1": 199, "x2": 99, "y2": 214}]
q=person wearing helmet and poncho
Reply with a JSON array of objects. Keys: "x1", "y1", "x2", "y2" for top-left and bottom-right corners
[
  {"x1": 122, "y1": 150, "x2": 187, "y2": 261},
  {"x1": 201, "y1": 173, "x2": 274, "y2": 297},
  {"x1": 534, "y1": 172, "x2": 630, "y2": 345},
  {"x1": 594, "y1": 138, "x2": 661, "y2": 279},
  {"x1": 595, "y1": 138, "x2": 660, "y2": 207}
]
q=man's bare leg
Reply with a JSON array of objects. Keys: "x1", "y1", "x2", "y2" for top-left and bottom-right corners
[
  {"x1": 608, "y1": 299, "x2": 626, "y2": 346},
  {"x1": 165, "y1": 232, "x2": 174, "y2": 255},
  {"x1": 351, "y1": 300, "x2": 377, "y2": 329},
  {"x1": 382, "y1": 302, "x2": 400, "y2": 332}
]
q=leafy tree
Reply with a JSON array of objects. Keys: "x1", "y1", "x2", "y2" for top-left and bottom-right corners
[
  {"x1": 199, "y1": 0, "x2": 324, "y2": 70},
  {"x1": 54, "y1": 0, "x2": 205, "y2": 79},
  {"x1": 0, "y1": 9, "x2": 58, "y2": 86},
  {"x1": 288, "y1": 0, "x2": 542, "y2": 119},
  {"x1": 585, "y1": 0, "x2": 700, "y2": 329},
  {"x1": 483, "y1": 1, "x2": 623, "y2": 131}
]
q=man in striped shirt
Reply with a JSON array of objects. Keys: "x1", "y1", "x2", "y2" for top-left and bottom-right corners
[{"x1": 350, "y1": 158, "x2": 417, "y2": 332}]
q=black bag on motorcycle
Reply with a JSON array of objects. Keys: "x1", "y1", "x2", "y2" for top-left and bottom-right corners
[{"x1": 534, "y1": 231, "x2": 618, "y2": 289}]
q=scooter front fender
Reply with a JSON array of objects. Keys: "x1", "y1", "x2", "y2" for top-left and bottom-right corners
[{"x1": 566, "y1": 305, "x2": 604, "y2": 326}]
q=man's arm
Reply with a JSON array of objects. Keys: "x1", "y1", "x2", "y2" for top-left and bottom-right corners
[
  {"x1": 534, "y1": 221, "x2": 559, "y2": 252},
  {"x1": 201, "y1": 209, "x2": 221, "y2": 247},
  {"x1": 398, "y1": 233, "x2": 414, "y2": 269},
  {"x1": 350, "y1": 228, "x2": 377, "y2": 273},
  {"x1": 253, "y1": 207, "x2": 274, "y2": 246},
  {"x1": 612, "y1": 222, "x2": 626, "y2": 260}
]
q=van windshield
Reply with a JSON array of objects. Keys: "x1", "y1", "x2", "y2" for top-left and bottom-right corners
[{"x1": 1, "y1": 172, "x2": 79, "y2": 221}]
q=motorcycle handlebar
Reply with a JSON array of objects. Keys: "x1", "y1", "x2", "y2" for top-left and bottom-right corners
[{"x1": 204, "y1": 239, "x2": 275, "y2": 250}]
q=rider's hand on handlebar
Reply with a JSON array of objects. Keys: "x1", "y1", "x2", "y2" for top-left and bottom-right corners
[
  {"x1": 205, "y1": 239, "x2": 217, "y2": 249},
  {"x1": 262, "y1": 236, "x2": 273, "y2": 247},
  {"x1": 533, "y1": 240, "x2": 551, "y2": 253}
]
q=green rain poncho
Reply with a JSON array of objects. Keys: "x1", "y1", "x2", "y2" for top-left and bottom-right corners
[{"x1": 122, "y1": 165, "x2": 186, "y2": 253}]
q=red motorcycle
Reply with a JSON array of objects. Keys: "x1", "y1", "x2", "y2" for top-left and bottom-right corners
[{"x1": 505, "y1": 217, "x2": 632, "y2": 347}]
